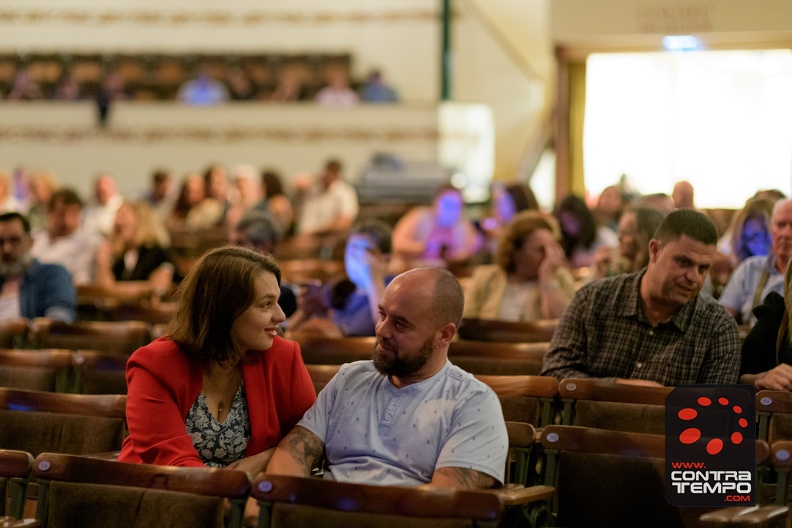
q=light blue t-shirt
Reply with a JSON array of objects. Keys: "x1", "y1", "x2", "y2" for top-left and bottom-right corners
[
  {"x1": 297, "y1": 360, "x2": 508, "y2": 486},
  {"x1": 719, "y1": 254, "x2": 784, "y2": 324}
]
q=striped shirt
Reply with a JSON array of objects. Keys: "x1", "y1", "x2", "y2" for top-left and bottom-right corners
[{"x1": 541, "y1": 270, "x2": 740, "y2": 386}]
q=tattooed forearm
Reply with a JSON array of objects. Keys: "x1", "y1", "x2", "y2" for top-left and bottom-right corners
[
  {"x1": 286, "y1": 426, "x2": 325, "y2": 474},
  {"x1": 432, "y1": 467, "x2": 496, "y2": 489}
]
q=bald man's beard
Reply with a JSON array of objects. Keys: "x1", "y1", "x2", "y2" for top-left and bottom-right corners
[
  {"x1": 0, "y1": 252, "x2": 31, "y2": 280},
  {"x1": 372, "y1": 337, "x2": 435, "y2": 379}
]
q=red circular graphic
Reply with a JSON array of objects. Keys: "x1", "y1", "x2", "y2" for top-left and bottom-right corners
[
  {"x1": 731, "y1": 432, "x2": 743, "y2": 445},
  {"x1": 718, "y1": 397, "x2": 729, "y2": 406},
  {"x1": 678, "y1": 408, "x2": 697, "y2": 420},
  {"x1": 739, "y1": 418, "x2": 748, "y2": 428},
  {"x1": 733, "y1": 405, "x2": 742, "y2": 413},
  {"x1": 707, "y1": 438, "x2": 724, "y2": 455},
  {"x1": 680, "y1": 428, "x2": 701, "y2": 444},
  {"x1": 697, "y1": 397, "x2": 711, "y2": 406}
]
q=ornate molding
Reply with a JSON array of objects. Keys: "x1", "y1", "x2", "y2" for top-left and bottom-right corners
[
  {"x1": 0, "y1": 9, "x2": 438, "y2": 26},
  {"x1": 0, "y1": 125, "x2": 441, "y2": 144}
]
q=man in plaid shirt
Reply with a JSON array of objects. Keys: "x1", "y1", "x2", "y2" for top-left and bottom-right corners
[{"x1": 541, "y1": 208, "x2": 740, "y2": 386}]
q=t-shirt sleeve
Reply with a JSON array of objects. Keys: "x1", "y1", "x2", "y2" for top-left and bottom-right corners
[{"x1": 434, "y1": 387, "x2": 509, "y2": 485}]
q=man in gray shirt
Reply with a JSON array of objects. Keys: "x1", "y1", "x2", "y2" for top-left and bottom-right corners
[{"x1": 267, "y1": 267, "x2": 508, "y2": 488}]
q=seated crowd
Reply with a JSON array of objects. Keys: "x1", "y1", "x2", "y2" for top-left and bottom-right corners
[{"x1": 0, "y1": 162, "x2": 789, "y2": 525}]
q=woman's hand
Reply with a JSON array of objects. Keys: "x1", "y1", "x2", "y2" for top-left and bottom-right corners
[{"x1": 227, "y1": 447, "x2": 277, "y2": 480}]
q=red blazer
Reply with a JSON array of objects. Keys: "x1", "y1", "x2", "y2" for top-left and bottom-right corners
[{"x1": 118, "y1": 336, "x2": 316, "y2": 467}]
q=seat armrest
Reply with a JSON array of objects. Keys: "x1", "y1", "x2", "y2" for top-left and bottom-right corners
[
  {"x1": 700, "y1": 505, "x2": 789, "y2": 526},
  {"x1": 494, "y1": 484, "x2": 554, "y2": 507}
]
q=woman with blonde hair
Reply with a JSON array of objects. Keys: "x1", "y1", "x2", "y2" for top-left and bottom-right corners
[
  {"x1": 463, "y1": 210, "x2": 575, "y2": 321},
  {"x1": 95, "y1": 200, "x2": 176, "y2": 294}
]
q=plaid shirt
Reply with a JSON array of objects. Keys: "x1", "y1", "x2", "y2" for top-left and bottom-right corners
[{"x1": 541, "y1": 270, "x2": 740, "y2": 386}]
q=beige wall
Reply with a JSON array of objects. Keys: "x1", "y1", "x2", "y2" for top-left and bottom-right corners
[{"x1": 1, "y1": 0, "x2": 556, "y2": 198}]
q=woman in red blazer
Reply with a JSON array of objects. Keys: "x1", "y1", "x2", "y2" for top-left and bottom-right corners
[{"x1": 118, "y1": 246, "x2": 316, "y2": 479}]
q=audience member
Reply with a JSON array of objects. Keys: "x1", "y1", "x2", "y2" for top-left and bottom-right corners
[
  {"x1": 52, "y1": 73, "x2": 81, "y2": 101},
  {"x1": 166, "y1": 173, "x2": 223, "y2": 232},
  {"x1": 142, "y1": 168, "x2": 176, "y2": 215},
  {"x1": 31, "y1": 188, "x2": 100, "y2": 285},
  {"x1": 177, "y1": 71, "x2": 228, "y2": 106},
  {"x1": 230, "y1": 212, "x2": 297, "y2": 318},
  {"x1": 118, "y1": 246, "x2": 316, "y2": 475},
  {"x1": 464, "y1": 211, "x2": 575, "y2": 321},
  {"x1": 718, "y1": 198, "x2": 773, "y2": 268},
  {"x1": 267, "y1": 267, "x2": 508, "y2": 490},
  {"x1": 672, "y1": 180, "x2": 695, "y2": 209},
  {"x1": 203, "y1": 164, "x2": 232, "y2": 225},
  {"x1": 359, "y1": 70, "x2": 399, "y2": 103},
  {"x1": 26, "y1": 170, "x2": 58, "y2": 232},
  {"x1": 95, "y1": 71, "x2": 127, "y2": 127},
  {"x1": 268, "y1": 68, "x2": 306, "y2": 102},
  {"x1": 720, "y1": 199, "x2": 792, "y2": 324},
  {"x1": 6, "y1": 69, "x2": 44, "y2": 101},
  {"x1": 95, "y1": 200, "x2": 176, "y2": 296},
  {"x1": 635, "y1": 192, "x2": 676, "y2": 213},
  {"x1": 591, "y1": 206, "x2": 667, "y2": 280},
  {"x1": 226, "y1": 67, "x2": 257, "y2": 101},
  {"x1": 554, "y1": 194, "x2": 617, "y2": 268},
  {"x1": 286, "y1": 219, "x2": 392, "y2": 337},
  {"x1": 225, "y1": 164, "x2": 263, "y2": 228},
  {"x1": 392, "y1": 184, "x2": 480, "y2": 266},
  {"x1": 593, "y1": 185, "x2": 627, "y2": 232},
  {"x1": 541, "y1": 208, "x2": 740, "y2": 386},
  {"x1": 0, "y1": 170, "x2": 23, "y2": 213},
  {"x1": 739, "y1": 258, "x2": 792, "y2": 390},
  {"x1": 82, "y1": 173, "x2": 123, "y2": 238},
  {"x1": 253, "y1": 170, "x2": 294, "y2": 234},
  {"x1": 314, "y1": 68, "x2": 359, "y2": 107},
  {"x1": 296, "y1": 159, "x2": 359, "y2": 235},
  {"x1": 477, "y1": 181, "x2": 540, "y2": 256},
  {"x1": 0, "y1": 212, "x2": 76, "y2": 322}
]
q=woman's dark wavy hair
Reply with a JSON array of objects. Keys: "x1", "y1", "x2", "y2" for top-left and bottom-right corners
[
  {"x1": 170, "y1": 246, "x2": 281, "y2": 364},
  {"x1": 555, "y1": 194, "x2": 597, "y2": 258}
]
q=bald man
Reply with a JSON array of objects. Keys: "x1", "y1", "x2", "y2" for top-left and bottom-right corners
[{"x1": 266, "y1": 267, "x2": 508, "y2": 489}]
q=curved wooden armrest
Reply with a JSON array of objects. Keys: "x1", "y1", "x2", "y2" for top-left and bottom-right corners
[
  {"x1": 253, "y1": 474, "x2": 503, "y2": 522},
  {"x1": 0, "y1": 449, "x2": 34, "y2": 478},
  {"x1": 81, "y1": 450, "x2": 120, "y2": 461},
  {"x1": 494, "y1": 484, "x2": 554, "y2": 507},
  {"x1": 33, "y1": 453, "x2": 250, "y2": 498}
]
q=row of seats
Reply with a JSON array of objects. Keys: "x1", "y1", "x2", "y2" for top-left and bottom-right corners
[{"x1": 3, "y1": 424, "x2": 788, "y2": 527}]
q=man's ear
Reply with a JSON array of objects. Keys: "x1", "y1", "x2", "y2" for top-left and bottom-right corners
[
  {"x1": 437, "y1": 323, "x2": 456, "y2": 349},
  {"x1": 648, "y1": 239, "x2": 661, "y2": 263}
]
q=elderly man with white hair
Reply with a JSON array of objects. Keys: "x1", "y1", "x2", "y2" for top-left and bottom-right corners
[{"x1": 720, "y1": 198, "x2": 792, "y2": 325}]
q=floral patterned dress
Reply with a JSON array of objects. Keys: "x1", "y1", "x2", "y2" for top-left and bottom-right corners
[{"x1": 185, "y1": 381, "x2": 251, "y2": 467}]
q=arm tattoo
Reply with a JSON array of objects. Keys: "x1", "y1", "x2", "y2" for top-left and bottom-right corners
[
  {"x1": 286, "y1": 426, "x2": 325, "y2": 475},
  {"x1": 435, "y1": 467, "x2": 496, "y2": 489}
]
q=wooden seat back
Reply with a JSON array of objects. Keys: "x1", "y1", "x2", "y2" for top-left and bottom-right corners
[
  {"x1": 0, "y1": 318, "x2": 31, "y2": 349},
  {"x1": 476, "y1": 375, "x2": 558, "y2": 428},
  {"x1": 29, "y1": 318, "x2": 151, "y2": 356},
  {"x1": 558, "y1": 378, "x2": 672, "y2": 435},
  {"x1": 757, "y1": 390, "x2": 792, "y2": 443},
  {"x1": 33, "y1": 453, "x2": 250, "y2": 528},
  {"x1": 539, "y1": 425, "x2": 700, "y2": 527},
  {"x1": 297, "y1": 335, "x2": 547, "y2": 376},
  {"x1": 0, "y1": 388, "x2": 127, "y2": 456},
  {"x1": 70, "y1": 350, "x2": 128, "y2": 394},
  {"x1": 457, "y1": 318, "x2": 558, "y2": 343},
  {"x1": 0, "y1": 349, "x2": 75, "y2": 392}
]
